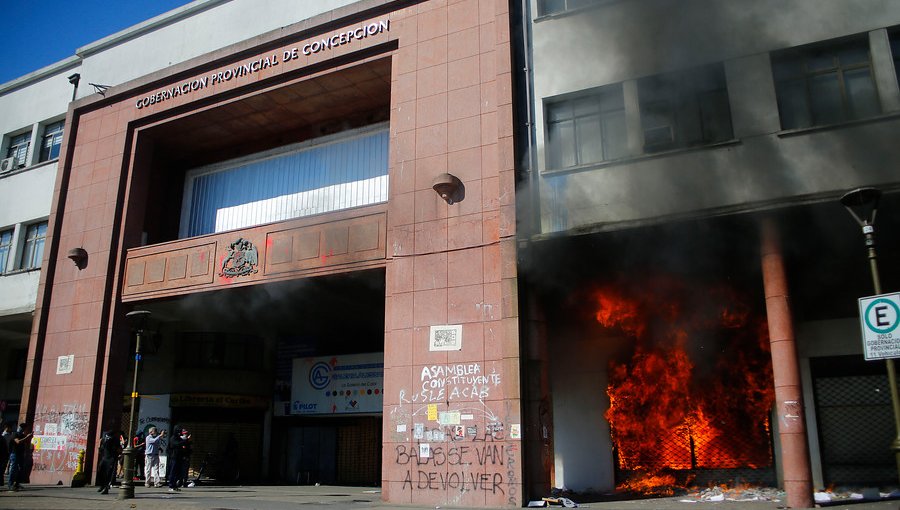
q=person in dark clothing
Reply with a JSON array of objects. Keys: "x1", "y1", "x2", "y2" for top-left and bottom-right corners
[
  {"x1": 167, "y1": 428, "x2": 192, "y2": 492},
  {"x1": 7, "y1": 423, "x2": 32, "y2": 492},
  {"x1": 95, "y1": 430, "x2": 121, "y2": 494},
  {"x1": 0, "y1": 422, "x2": 10, "y2": 486}
]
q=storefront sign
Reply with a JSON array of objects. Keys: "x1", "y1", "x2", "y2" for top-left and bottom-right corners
[
  {"x1": 135, "y1": 19, "x2": 389, "y2": 109},
  {"x1": 169, "y1": 393, "x2": 268, "y2": 408},
  {"x1": 291, "y1": 353, "x2": 383, "y2": 415}
]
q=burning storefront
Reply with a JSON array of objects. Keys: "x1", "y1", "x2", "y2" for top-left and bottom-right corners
[{"x1": 524, "y1": 204, "x2": 900, "y2": 502}]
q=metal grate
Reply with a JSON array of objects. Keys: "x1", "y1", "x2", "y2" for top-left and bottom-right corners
[{"x1": 814, "y1": 374, "x2": 895, "y2": 485}]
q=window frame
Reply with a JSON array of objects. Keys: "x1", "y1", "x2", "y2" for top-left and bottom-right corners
[
  {"x1": 637, "y1": 63, "x2": 734, "y2": 153},
  {"x1": 18, "y1": 221, "x2": 47, "y2": 270},
  {"x1": 537, "y1": 0, "x2": 610, "y2": 17},
  {"x1": 544, "y1": 83, "x2": 627, "y2": 171},
  {"x1": 5, "y1": 131, "x2": 31, "y2": 168},
  {"x1": 39, "y1": 120, "x2": 64, "y2": 163},
  {"x1": 772, "y1": 36, "x2": 881, "y2": 130},
  {"x1": 0, "y1": 228, "x2": 13, "y2": 273}
]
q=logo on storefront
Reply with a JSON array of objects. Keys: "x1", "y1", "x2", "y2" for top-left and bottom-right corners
[
  {"x1": 309, "y1": 362, "x2": 332, "y2": 390},
  {"x1": 220, "y1": 237, "x2": 259, "y2": 277}
]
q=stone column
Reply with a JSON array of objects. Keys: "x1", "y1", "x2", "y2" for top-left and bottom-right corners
[{"x1": 760, "y1": 217, "x2": 813, "y2": 509}]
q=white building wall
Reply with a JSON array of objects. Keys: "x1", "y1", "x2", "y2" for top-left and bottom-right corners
[
  {"x1": 75, "y1": 0, "x2": 358, "y2": 99},
  {"x1": 528, "y1": 0, "x2": 900, "y2": 233}
]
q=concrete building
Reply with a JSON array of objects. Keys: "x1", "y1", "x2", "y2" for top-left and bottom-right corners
[
  {"x1": 516, "y1": 0, "x2": 900, "y2": 507},
  {"x1": 3, "y1": 0, "x2": 900, "y2": 507}
]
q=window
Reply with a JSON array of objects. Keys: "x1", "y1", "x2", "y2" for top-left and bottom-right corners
[
  {"x1": 19, "y1": 221, "x2": 47, "y2": 270},
  {"x1": 0, "y1": 228, "x2": 12, "y2": 272},
  {"x1": 546, "y1": 84, "x2": 626, "y2": 170},
  {"x1": 638, "y1": 64, "x2": 734, "y2": 152},
  {"x1": 181, "y1": 127, "x2": 389, "y2": 238},
  {"x1": 538, "y1": 0, "x2": 599, "y2": 16},
  {"x1": 39, "y1": 121, "x2": 64, "y2": 162},
  {"x1": 5, "y1": 132, "x2": 30, "y2": 167},
  {"x1": 772, "y1": 38, "x2": 880, "y2": 130}
]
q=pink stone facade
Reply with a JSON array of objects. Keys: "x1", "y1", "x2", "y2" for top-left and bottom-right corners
[{"x1": 22, "y1": 1, "x2": 521, "y2": 506}]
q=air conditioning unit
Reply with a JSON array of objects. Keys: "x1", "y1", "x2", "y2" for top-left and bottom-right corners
[{"x1": 0, "y1": 157, "x2": 17, "y2": 173}]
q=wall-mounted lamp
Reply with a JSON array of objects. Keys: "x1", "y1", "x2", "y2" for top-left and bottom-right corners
[
  {"x1": 432, "y1": 173, "x2": 464, "y2": 205},
  {"x1": 67, "y1": 248, "x2": 88, "y2": 270},
  {"x1": 67, "y1": 73, "x2": 81, "y2": 102}
]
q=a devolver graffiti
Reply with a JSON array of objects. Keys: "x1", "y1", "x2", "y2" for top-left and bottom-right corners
[
  {"x1": 390, "y1": 361, "x2": 520, "y2": 506},
  {"x1": 31, "y1": 403, "x2": 90, "y2": 474}
]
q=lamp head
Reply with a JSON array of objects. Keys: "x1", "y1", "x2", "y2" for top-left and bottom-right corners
[
  {"x1": 841, "y1": 187, "x2": 881, "y2": 227},
  {"x1": 125, "y1": 310, "x2": 152, "y2": 331},
  {"x1": 67, "y1": 248, "x2": 88, "y2": 269},
  {"x1": 432, "y1": 173, "x2": 463, "y2": 205}
]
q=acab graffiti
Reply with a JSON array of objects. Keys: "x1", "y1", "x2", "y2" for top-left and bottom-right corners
[{"x1": 400, "y1": 362, "x2": 502, "y2": 403}]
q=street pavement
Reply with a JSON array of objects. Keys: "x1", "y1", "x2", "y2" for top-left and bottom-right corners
[{"x1": 1, "y1": 484, "x2": 899, "y2": 510}]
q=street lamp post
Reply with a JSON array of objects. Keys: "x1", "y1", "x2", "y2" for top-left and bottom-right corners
[
  {"x1": 119, "y1": 310, "x2": 152, "y2": 500},
  {"x1": 841, "y1": 187, "x2": 900, "y2": 484}
]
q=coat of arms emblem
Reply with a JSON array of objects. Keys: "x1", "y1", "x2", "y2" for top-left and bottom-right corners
[{"x1": 220, "y1": 237, "x2": 259, "y2": 277}]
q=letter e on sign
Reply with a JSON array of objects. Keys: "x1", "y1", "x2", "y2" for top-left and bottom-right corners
[{"x1": 859, "y1": 292, "x2": 900, "y2": 360}]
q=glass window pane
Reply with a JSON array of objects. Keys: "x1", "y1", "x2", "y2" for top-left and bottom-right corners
[
  {"x1": 575, "y1": 116, "x2": 604, "y2": 164},
  {"x1": 777, "y1": 80, "x2": 811, "y2": 129},
  {"x1": 39, "y1": 121, "x2": 64, "y2": 162},
  {"x1": 547, "y1": 103, "x2": 571, "y2": 123},
  {"x1": 837, "y1": 44, "x2": 869, "y2": 66},
  {"x1": 844, "y1": 68, "x2": 880, "y2": 119},
  {"x1": 599, "y1": 86, "x2": 625, "y2": 112},
  {"x1": 572, "y1": 97, "x2": 599, "y2": 117},
  {"x1": 0, "y1": 229, "x2": 12, "y2": 272},
  {"x1": 809, "y1": 72, "x2": 844, "y2": 125},
  {"x1": 548, "y1": 121, "x2": 576, "y2": 168},
  {"x1": 540, "y1": 0, "x2": 566, "y2": 15},
  {"x1": 807, "y1": 51, "x2": 837, "y2": 72},
  {"x1": 700, "y1": 90, "x2": 734, "y2": 142},
  {"x1": 183, "y1": 129, "x2": 389, "y2": 237},
  {"x1": 601, "y1": 111, "x2": 627, "y2": 160}
]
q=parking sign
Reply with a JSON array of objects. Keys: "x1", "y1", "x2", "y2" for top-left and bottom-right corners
[{"x1": 859, "y1": 292, "x2": 900, "y2": 360}]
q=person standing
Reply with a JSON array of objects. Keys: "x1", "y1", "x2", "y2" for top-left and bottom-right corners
[
  {"x1": 95, "y1": 430, "x2": 121, "y2": 494},
  {"x1": 7, "y1": 423, "x2": 33, "y2": 492},
  {"x1": 167, "y1": 428, "x2": 192, "y2": 492},
  {"x1": 143, "y1": 427, "x2": 166, "y2": 487},
  {"x1": 0, "y1": 422, "x2": 10, "y2": 486}
]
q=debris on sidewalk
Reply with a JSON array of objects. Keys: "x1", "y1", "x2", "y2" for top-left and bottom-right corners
[{"x1": 528, "y1": 495, "x2": 578, "y2": 507}]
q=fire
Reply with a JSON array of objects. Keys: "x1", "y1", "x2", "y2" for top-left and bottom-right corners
[{"x1": 597, "y1": 278, "x2": 774, "y2": 491}]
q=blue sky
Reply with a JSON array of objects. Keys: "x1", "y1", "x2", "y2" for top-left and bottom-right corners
[{"x1": 2, "y1": 0, "x2": 193, "y2": 84}]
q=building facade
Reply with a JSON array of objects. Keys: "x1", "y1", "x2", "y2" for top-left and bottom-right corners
[
  {"x1": 3, "y1": 0, "x2": 522, "y2": 506},
  {"x1": 4, "y1": 0, "x2": 900, "y2": 507},
  {"x1": 518, "y1": 0, "x2": 900, "y2": 507}
]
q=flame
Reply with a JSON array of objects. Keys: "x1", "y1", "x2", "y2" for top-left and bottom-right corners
[{"x1": 597, "y1": 278, "x2": 774, "y2": 491}]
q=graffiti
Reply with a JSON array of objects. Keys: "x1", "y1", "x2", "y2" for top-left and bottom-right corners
[
  {"x1": 506, "y1": 442, "x2": 518, "y2": 505},
  {"x1": 397, "y1": 444, "x2": 506, "y2": 494},
  {"x1": 400, "y1": 363, "x2": 502, "y2": 404},
  {"x1": 32, "y1": 403, "x2": 90, "y2": 473}
]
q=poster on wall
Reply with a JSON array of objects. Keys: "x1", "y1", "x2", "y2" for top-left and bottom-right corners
[
  {"x1": 136, "y1": 394, "x2": 171, "y2": 473},
  {"x1": 291, "y1": 353, "x2": 384, "y2": 415}
]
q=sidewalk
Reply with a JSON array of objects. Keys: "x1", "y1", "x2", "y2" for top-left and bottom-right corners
[{"x1": 1, "y1": 484, "x2": 899, "y2": 510}]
